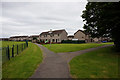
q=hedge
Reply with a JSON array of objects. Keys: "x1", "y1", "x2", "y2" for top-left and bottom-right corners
[{"x1": 61, "y1": 40, "x2": 85, "y2": 44}]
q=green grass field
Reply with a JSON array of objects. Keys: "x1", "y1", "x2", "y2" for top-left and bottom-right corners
[
  {"x1": 69, "y1": 46, "x2": 119, "y2": 78},
  {"x1": 43, "y1": 42, "x2": 113, "y2": 53},
  {"x1": 1, "y1": 41, "x2": 27, "y2": 62},
  {"x1": 1, "y1": 41, "x2": 25, "y2": 47},
  {"x1": 2, "y1": 42, "x2": 43, "y2": 78}
]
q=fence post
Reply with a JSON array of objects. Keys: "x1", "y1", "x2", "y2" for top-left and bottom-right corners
[
  {"x1": 12, "y1": 45, "x2": 14, "y2": 57},
  {"x1": 17, "y1": 45, "x2": 18, "y2": 54},
  {"x1": 26, "y1": 40, "x2": 28, "y2": 47},
  {"x1": 7, "y1": 46, "x2": 10, "y2": 60}
]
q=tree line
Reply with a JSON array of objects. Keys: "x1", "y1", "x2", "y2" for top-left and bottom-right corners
[{"x1": 82, "y1": 2, "x2": 120, "y2": 51}]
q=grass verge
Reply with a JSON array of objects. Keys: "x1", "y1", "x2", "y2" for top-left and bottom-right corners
[
  {"x1": 2, "y1": 42, "x2": 43, "y2": 78},
  {"x1": 1, "y1": 41, "x2": 25, "y2": 47},
  {"x1": 43, "y1": 42, "x2": 113, "y2": 53},
  {"x1": 69, "y1": 46, "x2": 119, "y2": 78}
]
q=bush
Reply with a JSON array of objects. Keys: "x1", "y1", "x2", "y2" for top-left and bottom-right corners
[{"x1": 61, "y1": 40, "x2": 85, "y2": 44}]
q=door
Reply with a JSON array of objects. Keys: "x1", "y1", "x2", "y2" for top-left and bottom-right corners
[{"x1": 56, "y1": 39, "x2": 57, "y2": 43}]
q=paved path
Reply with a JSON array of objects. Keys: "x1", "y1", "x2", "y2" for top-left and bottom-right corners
[
  {"x1": 30, "y1": 44, "x2": 70, "y2": 78},
  {"x1": 58, "y1": 44, "x2": 113, "y2": 63},
  {"x1": 30, "y1": 44, "x2": 113, "y2": 78}
]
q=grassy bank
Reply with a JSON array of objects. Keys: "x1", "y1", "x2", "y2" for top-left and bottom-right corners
[
  {"x1": 43, "y1": 42, "x2": 113, "y2": 53},
  {"x1": 1, "y1": 41, "x2": 25, "y2": 47},
  {"x1": 69, "y1": 46, "x2": 119, "y2": 78},
  {"x1": 1, "y1": 41, "x2": 28, "y2": 61},
  {"x1": 2, "y1": 42, "x2": 43, "y2": 78}
]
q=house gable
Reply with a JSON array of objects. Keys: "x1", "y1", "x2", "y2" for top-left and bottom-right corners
[
  {"x1": 74, "y1": 30, "x2": 86, "y2": 40},
  {"x1": 39, "y1": 29, "x2": 68, "y2": 43}
]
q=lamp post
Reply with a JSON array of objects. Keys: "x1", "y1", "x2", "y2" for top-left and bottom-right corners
[{"x1": 49, "y1": 29, "x2": 52, "y2": 47}]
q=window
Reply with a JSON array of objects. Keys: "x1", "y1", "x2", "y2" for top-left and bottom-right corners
[
  {"x1": 52, "y1": 39, "x2": 54, "y2": 42},
  {"x1": 44, "y1": 35, "x2": 47, "y2": 37},
  {"x1": 56, "y1": 39, "x2": 57, "y2": 43}
]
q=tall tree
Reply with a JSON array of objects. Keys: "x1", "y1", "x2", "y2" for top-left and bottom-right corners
[{"x1": 82, "y1": 2, "x2": 120, "y2": 51}]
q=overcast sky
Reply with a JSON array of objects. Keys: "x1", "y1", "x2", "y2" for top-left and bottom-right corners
[{"x1": 0, "y1": 1, "x2": 88, "y2": 38}]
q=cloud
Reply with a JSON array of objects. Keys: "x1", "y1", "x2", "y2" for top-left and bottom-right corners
[{"x1": 1, "y1": 2, "x2": 87, "y2": 38}]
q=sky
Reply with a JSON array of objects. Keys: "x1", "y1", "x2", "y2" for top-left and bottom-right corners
[{"x1": 0, "y1": 1, "x2": 88, "y2": 38}]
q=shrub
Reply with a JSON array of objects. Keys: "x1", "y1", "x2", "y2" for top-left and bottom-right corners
[{"x1": 61, "y1": 40, "x2": 85, "y2": 44}]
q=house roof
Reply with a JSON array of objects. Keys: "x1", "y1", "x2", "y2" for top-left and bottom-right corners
[
  {"x1": 10, "y1": 36, "x2": 28, "y2": 38},
  {"x1": 74, "y1": 30, "x2": 89, "y2": 35},
  {"x1": 40, "y1": 29, "x2": 67, "y2": 35},
  {"x1": 29, "y1": 35, "x2": 39, "y2": 38}
]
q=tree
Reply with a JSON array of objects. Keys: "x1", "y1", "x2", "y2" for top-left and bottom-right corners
[
  {"x1": 33, "y1": 37, "x2": 37, "y2": 40},
  {"x1": 82, "y1": 2, "x2": 120, "y2": 51}
]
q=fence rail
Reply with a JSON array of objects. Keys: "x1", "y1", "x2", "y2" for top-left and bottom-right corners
[{"x1": 1, "y1": 42, "x2": 28, "y2": 63}]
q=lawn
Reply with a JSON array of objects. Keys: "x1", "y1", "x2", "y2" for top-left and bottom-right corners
[
  {"x1": 43, "y1": 42, "x2": 113, "y2": 53},
  {"x1": 69, "y1": 46, "x2": 119, "y2": 78},
  {"x1": 1, "y1": 41, "x2": 25, "y2": 47},
  {"x1": 1, "y1": 41, "x2": 27, "y2": 62},
  {"x1": 2, "y1": 42, "x2": 43, "y2": 79}
]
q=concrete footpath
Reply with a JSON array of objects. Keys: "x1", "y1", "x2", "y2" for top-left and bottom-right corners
[
  {"x1": 30, "y1": 44, "x2": 70, "y2": 78},
  {"x1": 30, "y1": 44, "x2": 113, "y2": 78},
  {"x1": 58, "y1": 44, "x2": 113, "y2": 63}
]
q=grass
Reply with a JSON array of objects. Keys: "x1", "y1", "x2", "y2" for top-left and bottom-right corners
[
  {"x1": 1, "y1": 41, "x2": 27, "y2": 61},
  {"x1": 2, "y1": 42, "x2": 43, "y2": 78},
  {"x1": 1, "y1": 41, "x2": 25, "y2": 47},
  {"x1": 69, "y1": 46, "x2": 119, "y2": 78},
  {"x1": 43, "y1": 42, "x2": 113, "y2": 53}
]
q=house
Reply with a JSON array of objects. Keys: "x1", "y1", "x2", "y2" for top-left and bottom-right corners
[
  {"x1": 93, "y1": 37, "x2": 102, "y2": 42},
  {"x1": 28, "y1": 35, "x2": 40, "y2": 41},
  {"x1": 9, "y1": 36, "x2": 28, "y2": 41},
  {"x1": 101, "y1": 37, "x2": 112, "y2": 42},
  {"x1": 0, "y1": 38, "x2": 9, "y2": 41},
  {"x1": 93, "y1": 37, "x2": 112, "y2": 42},
  {"x1": 74, "y1": 30, "x2": 92, "y2": 42},
  {"x1": 67, "y1": 35, "x2": 74, "y2": 40},
  {"x1": 39, "y1": 29, "x2": 68, "y2": 43},
  {"x1": 29, "y1": 35, "x2": 40, "y2": 42}
]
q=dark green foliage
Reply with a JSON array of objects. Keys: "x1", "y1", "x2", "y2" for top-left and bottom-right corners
[
  {"x1": 61, "y1": 40, "x2": 85, "y2": 44},
  {"x1": 33, "y1": 37, "x2": 37, "y2": 40},
  {"x1": 82, "y1": 2, "x2": 120, "y2": 51}
]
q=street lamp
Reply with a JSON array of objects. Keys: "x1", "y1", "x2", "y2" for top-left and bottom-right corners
[{"x1": 49, "y1": 29, "x2": 52, "y2": 47}]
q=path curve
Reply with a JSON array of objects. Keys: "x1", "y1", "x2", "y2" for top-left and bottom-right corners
[
  {"x1": 30, "y1": 43, "x2": 70, "y2": 78},
  {"x1": 58, "y1": 44, "x2": 113, "y2": 63},
  {"x1": 30, "y1": 44, "x2": 113, "y2": 78}
]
